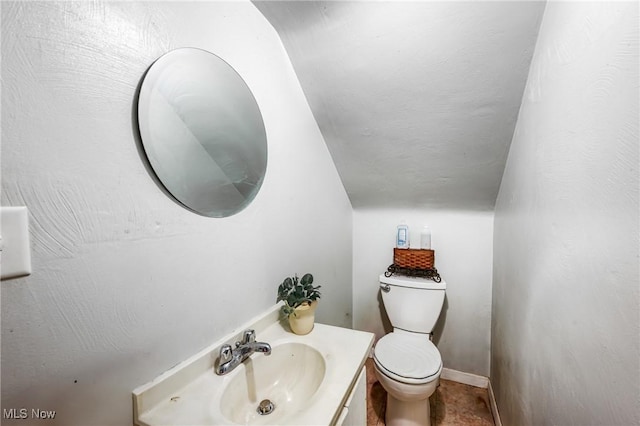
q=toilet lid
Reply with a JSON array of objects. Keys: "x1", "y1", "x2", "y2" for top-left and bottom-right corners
[{"x1": 374, "y1": 333, "x2": 442, "y2": 385}]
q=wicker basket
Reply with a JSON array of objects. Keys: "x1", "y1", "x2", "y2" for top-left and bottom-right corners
[{"x1": 393, "y1": 248, "x2": 434, "y2": 269}]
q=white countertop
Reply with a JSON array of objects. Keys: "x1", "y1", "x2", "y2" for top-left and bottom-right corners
[{"x1": 133, "y1": 304, "x2": 374, "y2": 426}]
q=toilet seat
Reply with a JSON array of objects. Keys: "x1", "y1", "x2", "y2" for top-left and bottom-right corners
[{"x1": 373, "y1": 332, "x2": 442, "y2": 385}]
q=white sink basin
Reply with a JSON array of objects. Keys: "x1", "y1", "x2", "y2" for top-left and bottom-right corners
[
  {"x1": 219, "y1": 342, "x2": 326, "y2": 424},
  {"x1": 133, "y1": 304, "x2": 374, "y2": 426}
]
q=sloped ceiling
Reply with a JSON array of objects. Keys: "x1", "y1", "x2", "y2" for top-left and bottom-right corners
[{"x1": 254, "y1": 1, "x2": 546, "y2": 210}]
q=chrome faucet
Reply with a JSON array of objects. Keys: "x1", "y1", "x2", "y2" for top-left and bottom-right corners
[{"x1": 215, "y1": 329, "x2": 271, "y2": 375}]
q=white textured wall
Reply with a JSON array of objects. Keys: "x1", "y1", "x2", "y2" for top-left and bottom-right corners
[
  {"x1": 1, "y1": 2, "x2": 352, "y2": 425},
  {"x1": 492, "y1": 2, "x2": 639, "y2": 425},
  {"x1": 353, "y1": 209, "x2": 493, "y2": 376}
]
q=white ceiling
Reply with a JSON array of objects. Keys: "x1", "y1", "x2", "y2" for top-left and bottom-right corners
[{"x1": 254, "y1": 1, "x2": 546, "y2": 210}]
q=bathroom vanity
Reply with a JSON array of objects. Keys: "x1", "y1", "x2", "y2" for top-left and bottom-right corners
[{"x1": 133, "y1": 304, "x2": 374, "y2": 425}]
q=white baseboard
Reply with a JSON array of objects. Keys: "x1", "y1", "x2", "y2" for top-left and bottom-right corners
[
  {"x1": 487, "y1": 379, "x2": 503, "y2": 426},
  {"x1": 441, "y1": 368, "x2": 489, "y2": 388},
  {"x1": 487, "y1": 380, "x2": 502, "y2": 426},
  {"x1": 440, "y1": 368, "x2": 502, "y2": 426}
]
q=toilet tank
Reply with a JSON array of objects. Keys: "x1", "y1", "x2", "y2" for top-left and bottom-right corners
[{"x1": 379, "y1": 274, "x2": 446, "y2": 334}]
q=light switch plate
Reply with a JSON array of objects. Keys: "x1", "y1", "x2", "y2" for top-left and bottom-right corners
[{"x1": 1, "y1": 206, "x2": 32, "y2": 280}]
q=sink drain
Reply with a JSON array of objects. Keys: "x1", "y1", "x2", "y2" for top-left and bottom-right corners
[{"x1": 256, "y1": 399, "x2": 275, "y2": 415}]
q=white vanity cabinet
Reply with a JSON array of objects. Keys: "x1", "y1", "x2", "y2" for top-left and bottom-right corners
[{"x1": 335, "y1": 366, "x2": 367, "y2": 426}]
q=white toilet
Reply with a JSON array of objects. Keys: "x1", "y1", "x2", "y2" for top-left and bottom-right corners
[{"x1": 373, "y1": 273, "x2": 446, "y2": 426}]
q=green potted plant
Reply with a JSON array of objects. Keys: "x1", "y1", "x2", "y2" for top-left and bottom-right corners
[{"x1": 276, "y1": 273, "x2": 322, "y2": 335}]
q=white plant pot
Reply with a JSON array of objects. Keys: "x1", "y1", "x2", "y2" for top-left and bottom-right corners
[{"x1": 288, "y1": 300, "x2": 318, "y2": 335}]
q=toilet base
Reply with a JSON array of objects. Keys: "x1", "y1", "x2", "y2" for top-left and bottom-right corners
[
  {"x1": 374, "y1": 362, "x2": 440, "y2": 426},
  {"x1": 385, "y1": 393, "x2": 432, "y2": 426}
]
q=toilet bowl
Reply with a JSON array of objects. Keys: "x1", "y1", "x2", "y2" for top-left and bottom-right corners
[{"x1": 374, "y1": 274, "x2": 446, "y2": 426}]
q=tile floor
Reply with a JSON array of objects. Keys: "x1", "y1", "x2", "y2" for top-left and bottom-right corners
[{"x1": 365, "y1": 359, "x2": 495, "y2": 426}]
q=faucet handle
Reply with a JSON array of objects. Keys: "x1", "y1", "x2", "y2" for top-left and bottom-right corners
[
  {"x1": 240, "y1": 329, "x2": 255, "y2": 345},
  {"x1": 219, "y1": 344, "x2": 232, "y2": 363}
]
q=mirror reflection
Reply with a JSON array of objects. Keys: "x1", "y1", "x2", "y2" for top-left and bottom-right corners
[{"x1": 137, "y1": 48, "x2": 267, "y2": 217}]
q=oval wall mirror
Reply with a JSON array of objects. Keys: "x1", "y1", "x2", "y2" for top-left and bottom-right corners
[{"x1": 137, "y1": 48, "x2": 267, "y2": 217}]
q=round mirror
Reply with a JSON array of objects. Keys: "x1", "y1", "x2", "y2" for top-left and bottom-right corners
[{"x1": 137, "y1": 48, "x2": 267, "y2": 217}]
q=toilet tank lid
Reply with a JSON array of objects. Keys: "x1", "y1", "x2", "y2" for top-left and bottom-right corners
[{"x1": 379, "y1": 274, "x2": 446, "y2": 290}]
